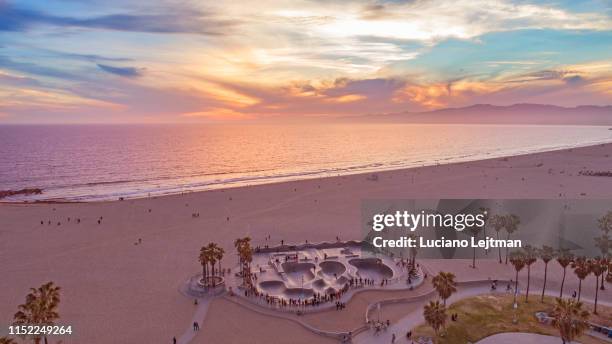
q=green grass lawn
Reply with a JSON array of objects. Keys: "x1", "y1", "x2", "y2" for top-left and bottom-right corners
[{"x1": 412, "y1": 294, "x2": 609, "y2": 344}]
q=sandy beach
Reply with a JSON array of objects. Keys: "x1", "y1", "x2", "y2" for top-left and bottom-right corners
[{"x1": 1, "y1": 143, "x2": 611, "y2": 343}]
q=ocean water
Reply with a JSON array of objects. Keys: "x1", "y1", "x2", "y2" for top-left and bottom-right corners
[{"x1": 1, "y1": 123, "x2": 611, "y2": 202}]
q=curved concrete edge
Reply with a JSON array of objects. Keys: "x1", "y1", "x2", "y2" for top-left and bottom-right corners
[
  {"x1": 363, "y1": 278, "x2": 513, "y2": 325},
  {"x1": 179, "y1": 273, "x2": 227, "y2": 299},
  {"x1": 364, "y1": 289, "x2": 437, "y2": 324},
  {"x1": 254, "y1": 240, "x2": 367, "y2": 254},
  {"x1": 354, "y1": 280, "x2": 518, "y2": 344},
  {"x1": 230, "y1": 266, "x2": 426, "y2": 315},
  {"x1": 222, "y1": 294, "x2": 349, "y2": 340}
]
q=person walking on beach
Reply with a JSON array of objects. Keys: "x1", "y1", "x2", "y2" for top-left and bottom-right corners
[
  {"x1": 173, "y1": 337, "x2": 176, "y2": 344},
  {"x1": 193, "y1": 321, "x2": 199, "y2": 331}
]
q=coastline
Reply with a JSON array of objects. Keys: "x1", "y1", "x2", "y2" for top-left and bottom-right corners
[
  {"x1": 3, "y1": 141, "x2": 612, "y2": 205},
  {"x1": 1, "y1": 141, "x2": 611, "y2": 343}
]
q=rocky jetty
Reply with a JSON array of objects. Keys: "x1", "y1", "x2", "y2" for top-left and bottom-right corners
[{"x1": 0, "y1": 188, "x2": 43, "y2": 199}]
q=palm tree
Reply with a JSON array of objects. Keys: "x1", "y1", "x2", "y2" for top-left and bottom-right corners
[
  {"x1": 432, "y1": 271, "x2": 457, "y2": 306},
  {"x1": 470, "y1": 216, "x2": 485, "y2": 269},
  {"x1": 0, "y1": 337, "x2": 17, "y2": 344},
  {"x1": 199, "y1": 245, "x2": 210, "y2": 285},
  {"x1": 234, "y1": 238, "x2": 244, "y2": 276},
  {"x1": 551, "y1": 298, "x2": 589, "y2": 344},
  {"x1": 206, "y1": 242, "x2": 223, "y2": 277},
  {"x1": 594, "y1": 234, "x2": 611, "y2": 258},
  {"x1": 479, "y1": 207, "x2": 491, "y2": 256},
  {"x1": 13, "y1": 282, "x2": 61, "y2": 344},
  {"x1": 215, "y1": 245, "x2": 225, "y2": 276},
  {"x1": 241, "y1": 244, "x2": 253, "y2": 286},
  {"x1": 571, "y1": 256, "x2": 590, "y2": 302},
  {"x1": 594, "y1": 234, "x2": 610, "y2": 290},
  {"x1": 234, "y1": 237, "x2": 251, "y2": 276},
  {"x1": 523, "y1": 245, "x2": 538, "y2": 302},
  {"x1": 423, "y1": 300, "x2": 447, "y2": 337},
  {"x1": 235, "y1": 237, "x2": 254, "y2": 286},
  {"x1": 597, "y1": 211, "x2": 612, "y2": 291},
  {"x1": 588, "y1": 258, "x2": 605, "y2": 314},
  {"x1": 490, "y1": 214, "x2": 505, "y2": 264},
  {"x1": 509, "y1": 250, "x2": 526, "y2": 305},
  {"x1": 407, "y1": 233, "x2": 419, "y2": 268},
  {"x1": 597, "y1": 211, "x2": 612, "y2": 235},
  {"x1": 504, "y1": 214, "x2": 520, "y2": 264},
  {"x1": 556, "y1": 249, "x2": 574, "y2": 298},
  {"x1": 539, "y1": 245, "x2": 555, "y2": 302},
  {"x1": 206, "y1": 243, "x2": 218, "y2": 279},
  {"x1": 600, "y1": 256, "x2": 609, "y2": 287}
]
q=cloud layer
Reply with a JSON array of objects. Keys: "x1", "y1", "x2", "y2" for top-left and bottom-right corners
[
  {"x1": 0, "y1": 0, "x2": 611, "y2": 123},
  {"x1": 0, "y1": 2, "x2": 235, "y2": 35}
]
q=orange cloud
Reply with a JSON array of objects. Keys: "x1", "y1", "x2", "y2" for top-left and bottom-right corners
[
  {"x1": 0, "y1": 87, "x2": 122, "y2": 111},
  {"x1": 391, "y1": 78, "x2": 509, "y2": 109},
  {"x1": 194, "y1": 84, "x2": 260, "y2": 108},
  {"x1": 325, "y1": 94, "x2": 366, "y2": 103},
  {"x1": 393, "y1": 84, "x2": 448, "y2": 109},
  {"x1": 182, "y1": 107, "x2": 254, "y2": 120}
]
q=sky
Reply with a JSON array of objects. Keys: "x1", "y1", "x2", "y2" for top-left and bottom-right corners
[{"x1": 0, "y1": 0, "x2": 611, "y2": 123}]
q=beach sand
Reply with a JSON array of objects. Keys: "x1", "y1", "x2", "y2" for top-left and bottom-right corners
[{"x1": 1, "y1": 143, "x2": 611, "y2": 343}]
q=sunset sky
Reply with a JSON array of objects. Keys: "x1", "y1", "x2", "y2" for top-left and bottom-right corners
[{"x1": 0, "y1": 0, "x2": 611, "y2": 123}]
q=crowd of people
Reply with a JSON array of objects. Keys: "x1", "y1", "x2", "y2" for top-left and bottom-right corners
[
  {"x1": 579, "y1": 170, "x2": 612, "y2": 177},
  {"x1": 348, "y1": 276, "x2": 378, "y2": 287},
  {"x1": 243, "y1": 280, "x2": 351, "y2": 310},
  {"x1": 40, "y1": 216, "x2": 83, "y2": 226}
]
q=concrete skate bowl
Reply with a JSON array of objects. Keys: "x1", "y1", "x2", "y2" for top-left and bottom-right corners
[
  {"x1": 325, "y1": 287, "x2": 338, "y2": 295},
  {"x1": 312, "y1": 279, "x2": 327, "y2": 289},
  {"x1": 349, "y1": 258, "x2": 394, "y2": 280},
  {"x1": 334, "y1": 276, "x2": 349, "y2": 287},
  {"x1": 318, "y1": 261, "x2": 346, "y2": 278},
  {"x1": 282, "y1": 262, "x2": 316, "y2": 285},
  {"x1": 285, "y1": 287, "x2": 314, "y2": 300},
  {"x1": 340, "y1": 247, "x2": 356, "y2": 255},
  {"x1": 258, "y1": 280, "x2": 286, "y2": 295}
]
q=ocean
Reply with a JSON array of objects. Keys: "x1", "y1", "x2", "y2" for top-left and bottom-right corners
[{"x1": 1, "y1": 123, "x2": 611, "y2": 202}]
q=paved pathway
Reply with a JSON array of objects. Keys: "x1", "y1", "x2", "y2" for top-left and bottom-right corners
[
  {"x1": 354, "y1": 281, "x2": 500, "y2": 344},
  {"x1": 176, "y1": 297, "x2": 213, "y2": 344}
]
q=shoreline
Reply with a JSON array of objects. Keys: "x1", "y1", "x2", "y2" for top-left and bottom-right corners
[
  {"x1": 1, "y1": 141, "x2": 611, "y2": 343},
  {"x1": 3, "y1": 140, "x2": 612, "y2": 205}
]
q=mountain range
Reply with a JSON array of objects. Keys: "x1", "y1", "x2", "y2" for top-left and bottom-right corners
[{"x1": 354, "y1": 104, "x2": 612, "y2": 125}]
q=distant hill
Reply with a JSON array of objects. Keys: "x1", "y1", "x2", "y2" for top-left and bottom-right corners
[{"x1": 353, "y1": 104, "x2": 612, "y2": 125}]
